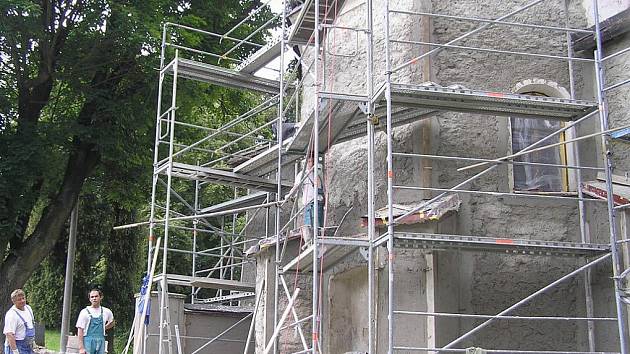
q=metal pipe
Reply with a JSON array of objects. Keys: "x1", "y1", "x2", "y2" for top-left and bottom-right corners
[
  {"x1": 164, "y1": 22, "x2": 264, "y2": 48},
  {"x1": 274, "y1": 3, "x2": 288, "y2": 352},
  {"x1": 114, "y1": 200, "x2": 281, "y2": 230},
  {"x1": 392, "y1": 0, "x2": 546, "y2": 74},
  {"x1": 264, "y1": 288, "x2": 301, "y2": 354},
  {"x1": 384, "y1": 1, "x2": 396, "y2": 352},
  {"x1": 390, "y1": 38, "x2": 594, "y2": 63},
  {"x1": 243, "y1": 278, "x2": 265, "y2": 354},
  {"x1": 563, "y1": 0, "x2": 595, "y2": 346},
  {"x1": 221, "y1": 0, "x2": 274, "y2": 42},
  {"x1": 217, "y1": 117, "x2": 279, "y2": 152},
  {"x1": 221, "y1": 14, "x2": 280, "y2": 61},
  {"x1": 158, "y1": 50, "x2": 180, "y2": 354},
  {"x1": 60, "y1": 203, "x2": 78, "y2": 354},
  {"x1": 168, "y1": 119, "x2": 274, "y2": 142},
  {"x1": 440, "y1": 253, "x2": 612, "y2": 350},
  {"x1": 165, "y1": 43, "x2": 243, "y2": 64},
  {"x1": 593, "y1": 0, "x2": 629, "y2": 350},
  {"x1": 312, "y1": 1, "x2": 321, "y2": 352},
  {"x1": 393, "y1": 185, "x2": 607, "y2": 203},
  {"x1": 279, "y1": 275, "x2": 309, "y2": 351},
  {"x1": 393, "y1": 165, "x2": 498, "y2": 224},
  {"x1": 395, "y1": 347, "x2": 618, "y2": 354},
  {"x1": 191, "y1": 313, "x2": 254, "y2": 354},
  {"x1": 388, "y1": 9, "x2": 594, "y2": 34},
  {"x1": 366, "y1": 0, "x2": 375, "y2": 352},
  {"x1": 604, "y1": 77, "x2": 630, "y2": 92},
  {"x1": 394, "y1": 310, "x2": 617, "y2": 321},
  {"x1": 602, "y1": 45, "x2": 630, "y2": 62},
  {"x1": 157, "y1": 246, "x2": 247, "y2": 259},
  {"x1": 393, "y1": 152, "x2": 604, "y2": 171},
  {"x1": 459, "y1": 123, "x2": 630, "y2": 172}
]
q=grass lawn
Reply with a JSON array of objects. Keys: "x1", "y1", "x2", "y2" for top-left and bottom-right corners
[{"x1": 44, "y1": 329, "x2": 61, "y2": 351}]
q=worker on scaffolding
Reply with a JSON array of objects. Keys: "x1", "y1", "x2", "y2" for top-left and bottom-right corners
[
  {"x1": 290, "y1": 153, "x2": 325, "y2": 243},
  {"x1": 76, "y1": 289, "x2": 115, "y2": 354}
]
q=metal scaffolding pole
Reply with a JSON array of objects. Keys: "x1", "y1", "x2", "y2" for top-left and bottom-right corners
[
  {"x1": 158, "y1": 49, "x2": 180, "y2": 354},
  {"x1": 366, "y1": 0, "x2": 375, "y2": 353},
  {"x1": 274, "y1": 2, "x2": 288, "y2": 353},
  {"x1": 312, "y1": 0, "x2": 321, "y2": 352},
  {"x1": 384, "y1": 1, "x2": 396, "y2": 352},
  {"x1": 592, "y1": 0, "x2": 629, "y2": 351}
]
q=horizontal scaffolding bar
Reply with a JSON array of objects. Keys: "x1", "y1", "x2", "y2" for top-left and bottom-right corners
[
  {"x1": 147, "y1": 333, "x2": 248, "y2": 344},
  {"x1": 394, "y1": 310, "x2": 617, "y2": 322},
  {"x1": 196, "y1": 261, "x2": 249, "y2": 274},
  {"x1": 169, "y1": 118, "x2": 275, "y2": 142},
  {"x1": 393, "y1": 185, "x2": 606, "y2": 203},
  {"x1": 164, "y1": 22, "x2": 264, "y2": 48},
  {"x1": 157, "y1": 246, "x2": 247, "y2": 260},
  {"x1": 604, "y1": 77, "x2": 630, "y2": 92},
  {"x1": 392, "y1": 152, "x2": 604, "y2": 171},
  {"x1": 389, "y1": 9, "x2": 594, "y2": 34},
  {"x1": 391, "y1": 38, "x2": 595, "y2": 63},
  {"x1": 167, "y1": 43, "x2": 242, "y2": 64},
  {"x1": 459, "y1": 123, "x2": 630, "y2": 171},
  {"x1": 391, "y1": 347, "x2": 618, "y2": 354},
  {"x1": 603, "y1": 45, "x2": 630, "y2": 62},
  {"x1": 221, "y1": 0, "x2": 274, "y2": 42},
  {"x1": 393, "y1": 232, "x2": 609, "y2": 256},
  {"x1": 154, "y1": 273, "x2": 255, "y2": 292},
  {"x1": 114, "y1": 200, "x2": 280, "y2": 230}
]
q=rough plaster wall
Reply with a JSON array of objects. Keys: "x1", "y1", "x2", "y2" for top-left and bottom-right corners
[
  {"x1": 328, "y1": 266, "x2": 370, "y2": 353},
  {"x1": 580, "y1": 3, "x2": 630, "y2": 349},
  {"x1": 185, "y1": 312, "x2": 253, "y2": 354},
  {"x1": 426, "y1": 0, "x2": 613, "y2": 350},
  {"x1": 602, "y1": 32, "x2": 630, "y2": 173},
  {"x1": 252, "y1": 0, "x2": 628, "y2": 352}
]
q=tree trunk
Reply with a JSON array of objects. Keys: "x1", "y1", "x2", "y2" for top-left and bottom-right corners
[{"x1": 0, "y1": 139, "x2": 99, "y2": 344}]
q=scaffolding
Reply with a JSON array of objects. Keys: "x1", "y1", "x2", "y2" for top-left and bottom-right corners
[{"x1": 119, "y1": 0, "x2": 630, "y2": 353}]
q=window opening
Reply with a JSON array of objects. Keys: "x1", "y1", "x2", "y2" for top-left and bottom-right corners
[{"x1": 511, "y1": 91, "x2": 568, "y2": 192}]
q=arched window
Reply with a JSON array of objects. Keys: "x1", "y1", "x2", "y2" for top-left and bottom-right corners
[{"x1": 510, "y1": 80, "x2": 573, "y2": 192}]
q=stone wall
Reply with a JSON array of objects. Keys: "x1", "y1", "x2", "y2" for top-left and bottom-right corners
[{"x1": 252, "y1": 0, "x2": 628, "y2": 352}]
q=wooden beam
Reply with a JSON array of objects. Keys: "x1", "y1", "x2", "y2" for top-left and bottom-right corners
[{"x1": 571, "y1": 8, "x2": 630, "y2": 52}]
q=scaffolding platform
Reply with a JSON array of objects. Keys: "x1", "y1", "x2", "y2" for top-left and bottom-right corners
[
  {"x1": 166, "y1": 162, "x2": 291, "y2": 193},
  {"x1": 282, "y1": 237, "x2": 369, "y2": 273},
  {"x1": 154, "y1": 273, "x2": 256, "y2": 292},
  {"x1": 288, "y1": 0, "x2": 348, "y2": 46},
  {"x1": 392, "y1": 232, "x2": 610, "y2": 257},
  {"x1": 236, "y1": 37, "x2": 282, "y2": 74},
  {"x1": 166, "y1": 58, "x2": 280, "y2": 94},
  {"x1": 373, "y1": 83, "x2": 598, "y2": 121}
]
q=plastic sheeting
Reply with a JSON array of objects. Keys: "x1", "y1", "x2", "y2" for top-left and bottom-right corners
[{"x1": 511, "y1": 117, "x2": 563, "y2": 192}]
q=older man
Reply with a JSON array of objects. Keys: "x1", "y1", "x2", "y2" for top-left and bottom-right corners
[{"x1": 3, "y1": 289, "x2": 35, "y2": 354}]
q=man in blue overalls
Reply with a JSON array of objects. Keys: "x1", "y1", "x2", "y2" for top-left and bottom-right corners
[
  {"x1": 76, "y1": 289, "x2": 115, "y2": 354},
  {"x1": 3, "y1": 289, "x2": 36, "y2": 354}
]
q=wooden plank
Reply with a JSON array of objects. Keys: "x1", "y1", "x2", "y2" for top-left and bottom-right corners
[
  {"x1": 597, "y1": 172, "x2": 630, "y2": 187},
  {"x1": 582, "y1": 180, "x2": 630, "y2": 206},
  {"x1": 571, "y1": 8, "x2": 630, "y2": 51}
]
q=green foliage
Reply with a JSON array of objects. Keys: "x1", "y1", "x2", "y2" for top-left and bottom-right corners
[{"x1": 2, "y1": 0, "x2": 277, "y2": 339}]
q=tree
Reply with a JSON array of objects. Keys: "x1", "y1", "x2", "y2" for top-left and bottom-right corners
[{"x1": 0, "y1": 0, "x2": 275, "y2": 342}]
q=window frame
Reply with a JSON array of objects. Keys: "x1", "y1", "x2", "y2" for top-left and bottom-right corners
[{"x1": 507, "y1": 80, "x2": 578, "y2": 194}]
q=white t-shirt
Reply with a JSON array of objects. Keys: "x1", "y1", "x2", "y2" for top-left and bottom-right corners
[
  {"x1": 296, "y1": 169, "x2": 323, "y2": 205},
  {"x1": 3, "y1": 305, "x2": 34, "y2": 343},
  {"x1": 75, "y1": 306, "x2": 114, "y2": 336}
]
